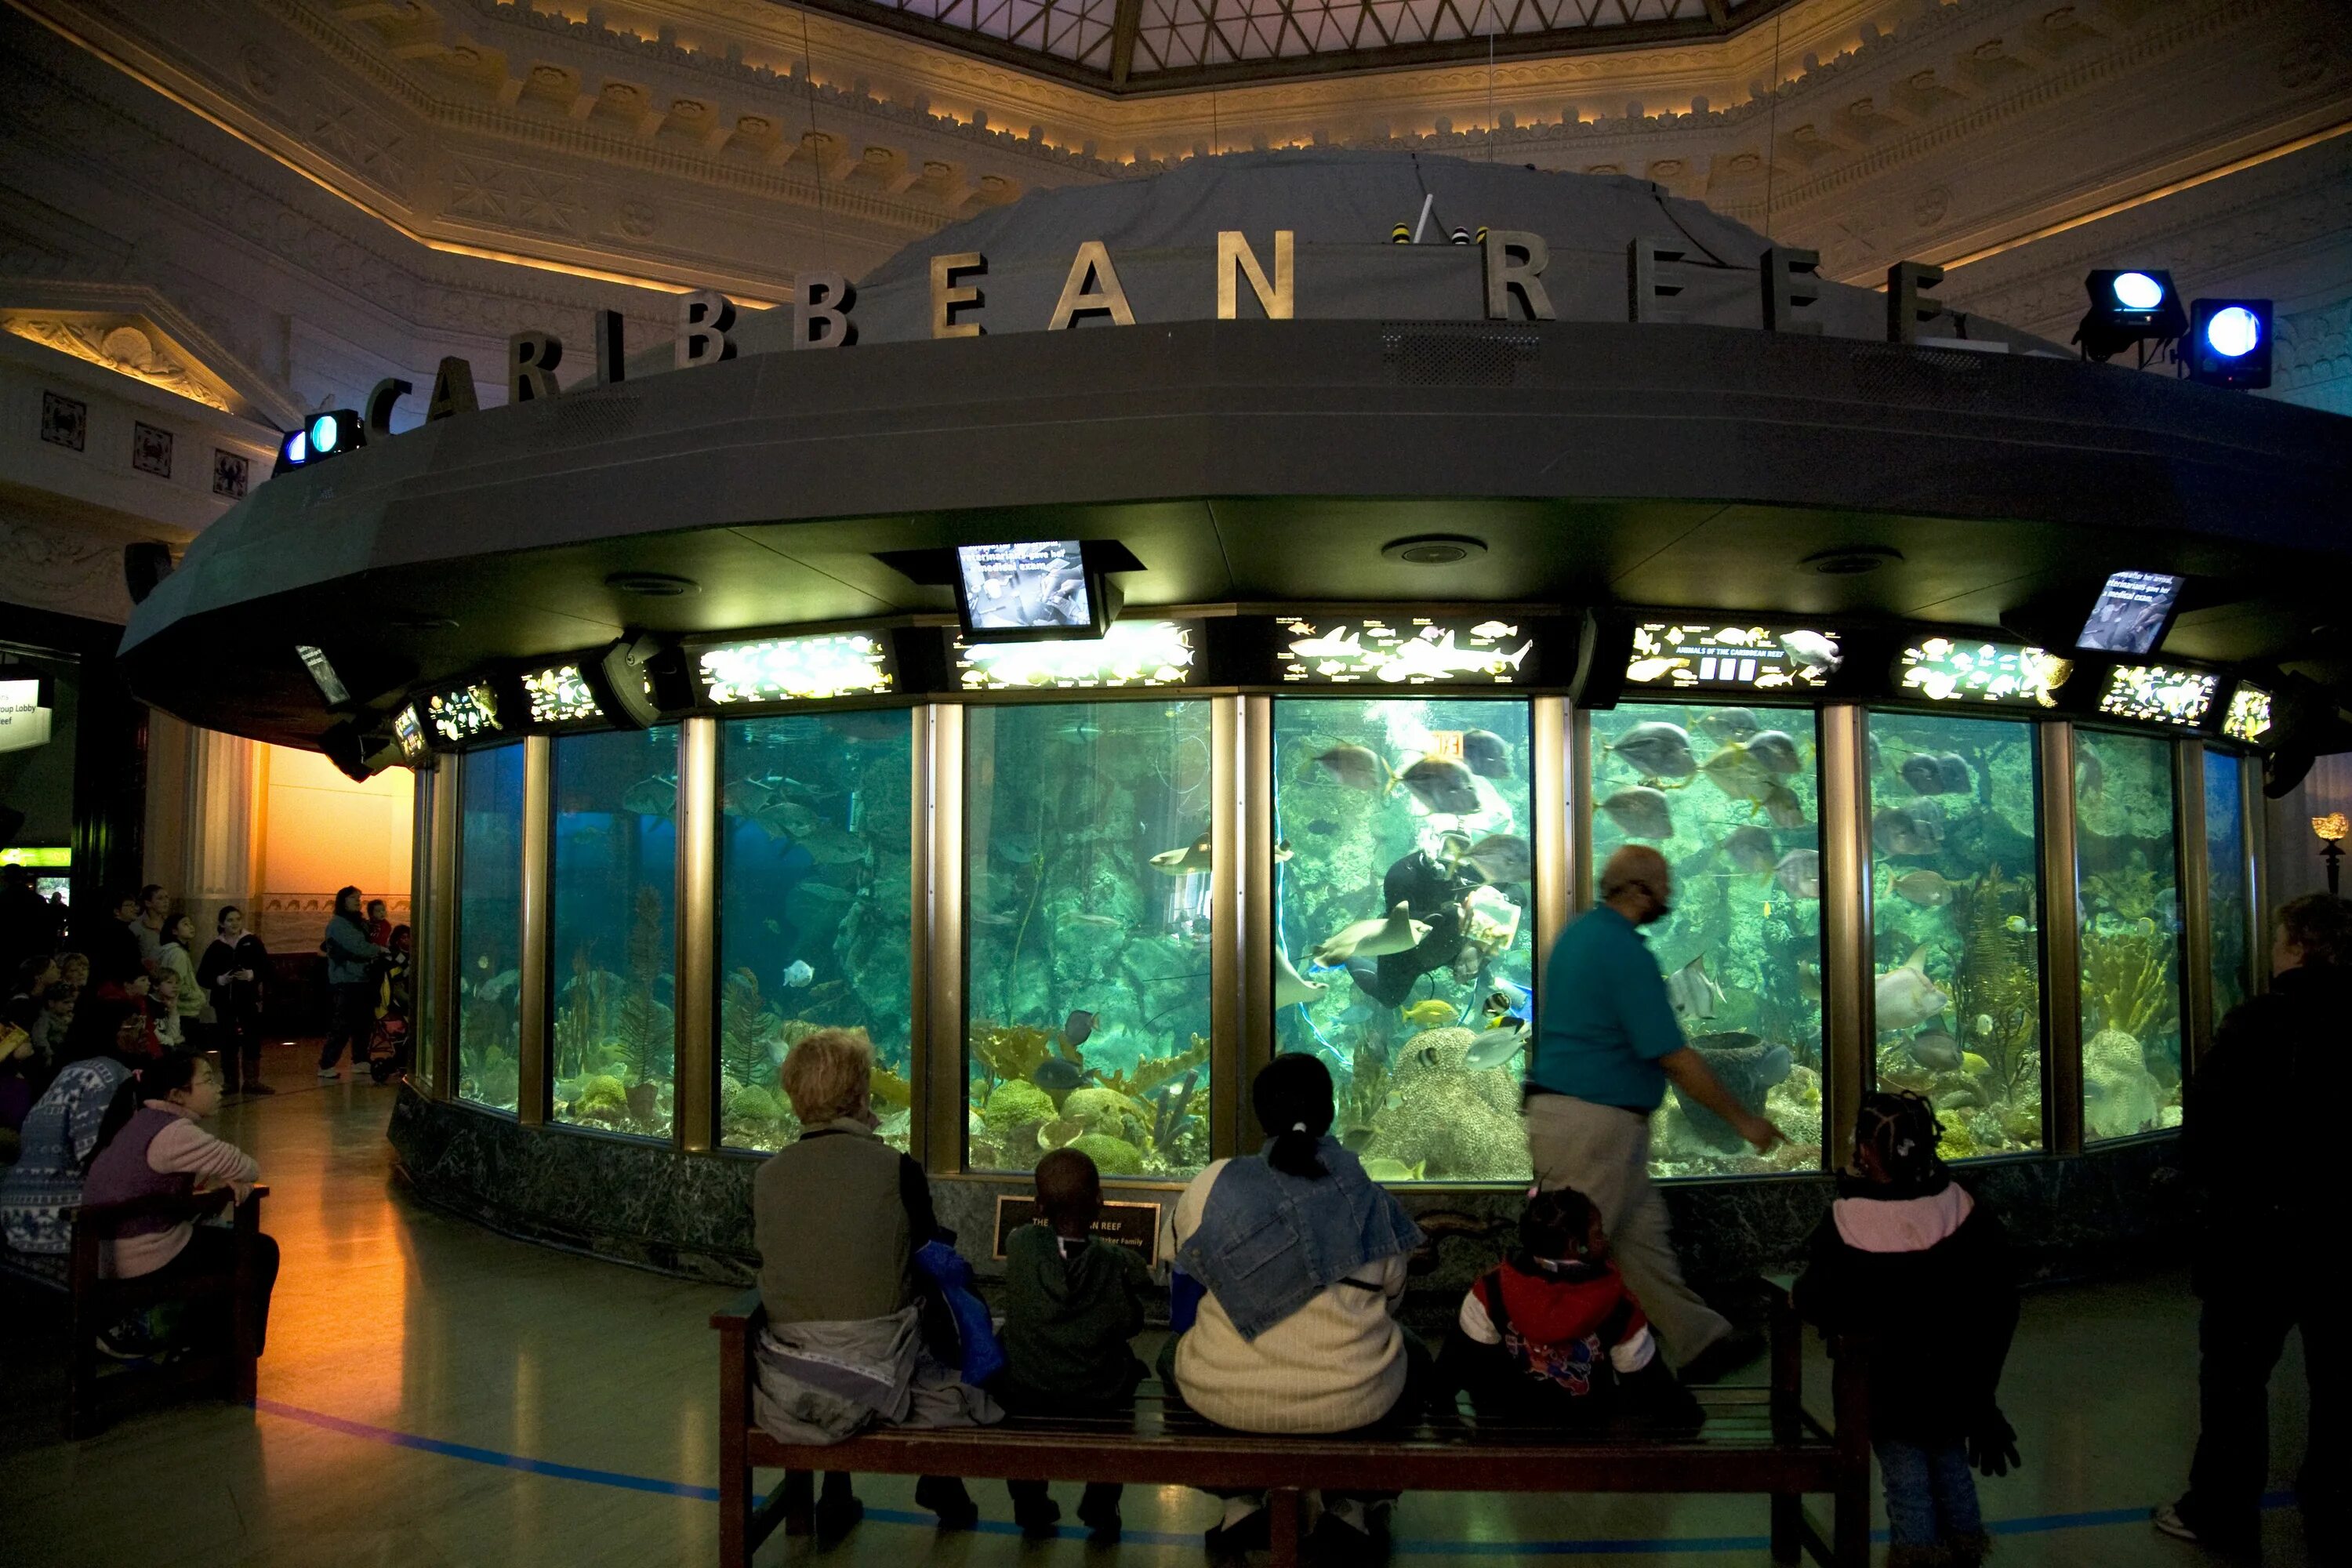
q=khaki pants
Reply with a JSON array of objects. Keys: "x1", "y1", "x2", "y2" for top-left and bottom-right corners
[{"x1": 1523, "y1": 1094, "x2": 1730, "y2": 1369}]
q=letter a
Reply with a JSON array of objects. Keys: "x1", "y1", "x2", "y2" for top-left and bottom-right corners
[{"x1": 1047, "y1": 241, "x2": 1135, "y2": 330}]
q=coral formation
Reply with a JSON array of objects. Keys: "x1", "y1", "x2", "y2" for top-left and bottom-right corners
[
  {"x1": 1060, "y1": 1086, "x2": 1134, "y2": 1138},
  {"x1": 1361, "y1": 1027, "x2": 1526, "y2": 1180},
  {"x1": 2083, "y1": 928, "x2": 2174, "y2": 1039},
  {"x1": 2083, "y1": 1027, "x2": 2161, "y2": 1140},
  {"x1": 982, "y1": 1080, "x2": 1055, "y2": 1132},
  {"x1": 1068, "y1": 1133, "x2": 1144, "y2": 1176}
]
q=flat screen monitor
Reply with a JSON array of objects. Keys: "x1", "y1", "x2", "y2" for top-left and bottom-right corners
[
  {"x1": 954, "y1": 540, "x2": 1106, "y2": 641},
  {"x1": 2076, "y1": 570, "x2": 2183, "y2": 654}
]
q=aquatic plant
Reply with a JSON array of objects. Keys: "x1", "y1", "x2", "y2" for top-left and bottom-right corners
[
  {"x1": 1094, "y1": 1033, "x2": 1209, "y2": 1098},
  {"x1": 1948, "y1": 863, "x2": 2039, "y2": 1102},
  {"x1": 2085, "y1": 854, "x2": 2161, "y2": 920},
  {"x1": 2083, "y1": 927, "x2": 2173, "y2": 1038},
  {"x1": 970, "y1": 1021, "x2": 1069, "y2": 1094}
]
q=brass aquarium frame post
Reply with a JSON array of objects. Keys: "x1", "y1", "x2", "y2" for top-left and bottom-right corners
[
  {"x1": 2242, "y1": 752, "x2": 2269, "y2": 998},
  {"x1": 1817, "y1": 705, "x2": 1872, "y2": 1172},
  {"x1": 2176, "y1": 741, "x2": 2215, "y2": 1076},
  {"x1": 518, "y1": 735, "x2": 554, "y2": 1127},
  {"x1": 674, "y1": 717, "x2": 720, "y2": 1152},
  {"x1": 1567, "y1": 705, "x2": 1594, "y2": 916},
  {"x1": 1533, "y1": 698, "x2": 1571, "y2": 964},
  {"x1": 1212, "y1": 696, "x2": 1265, "y2": 1161},
  {"x1": 420, "y1": 756, "x2": 459, "y2": 1100},
  {"x1": 920, "y1": 703, "x2": 967, "y2": 1174},
  {"x1": 2038, "y1": 723, "x2": 2085, "y2": 1156}
]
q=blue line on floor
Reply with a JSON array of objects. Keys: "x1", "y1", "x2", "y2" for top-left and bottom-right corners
[{"x1": 250, "y1": 1399, "x2": 2298, "y2": 1555}]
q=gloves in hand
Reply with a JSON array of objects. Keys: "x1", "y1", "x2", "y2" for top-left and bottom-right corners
[{"x1": 1968, "y1": 1407, "x2": 2020, "y2": 1478}]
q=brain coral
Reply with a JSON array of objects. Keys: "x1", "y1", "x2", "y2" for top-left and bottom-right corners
[
  {"x1": 982, "y1": 1079, "x2": 1055, "y2": 1133},
  {"x1": 1069, "y1": 1133, "x2": 1143, "y2": 1176},
  {"x1": 1363, "y1": 1026, "x2": 1528, "y2": 1180}
]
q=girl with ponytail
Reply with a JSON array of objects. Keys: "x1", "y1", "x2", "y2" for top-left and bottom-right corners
[{"x1": 1163, "y1": 1054, "x2": 1428, "y2": 1555}]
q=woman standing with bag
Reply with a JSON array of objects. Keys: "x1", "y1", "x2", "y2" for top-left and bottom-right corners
[{"x1": 199, "y1": 907, "x2": 272, "y2": 1096}]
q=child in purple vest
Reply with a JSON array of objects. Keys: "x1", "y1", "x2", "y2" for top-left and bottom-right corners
[{"x1": 85, "y1": 1052, "x2": 278, "y2": 1354}]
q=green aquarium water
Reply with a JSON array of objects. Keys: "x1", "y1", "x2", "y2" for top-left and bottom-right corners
[
  {"x1": 1867, "y1": 711, "x2": 2045, "y2": 1159},
  {"x1": 2204, "y1": 747, "x2": 2252, "y2": 1023},
  {"x1": 964, "y1": 700, "x2": 1215, "y2": 1178},
  {"x1": 717, "y1": 710, "x2": 915, "y2": 1152},
  {"x1": 550, "y1": 728, "x2": 679, "y2": 1139},
  {"x1": 1272, "y1": 698, "x2": 1535, "y2": 1184},
  {"x1": 2076, "y1": 729, "x2": 2185, "y2": 1141},
  {"x1": 456, "y1": 741, "x2": 524, "y2": 1113},
  {"x1": 1588, "y1": 701, "x2": 1826, "y2": 1178}
]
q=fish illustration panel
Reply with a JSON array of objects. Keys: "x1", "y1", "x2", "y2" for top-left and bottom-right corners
[
  {"x1": 1588, "y1": 702, "x2": 1827, "y2": 1178},
  {"x1": 2075, "y1": 729, "x2": 2186, "y2": 1142},
  {"x1": 456, "y1": 741, "x2": 526, "y2": 1114},
  {"x1": 1866, "y1": 712, "x2": 2045, "y2": 1158},
  {"x1": 716, "y1": 711, "x2": 916, "y2": 1152},
  {"x1": 2203, "y1": 748, "x2": 2252, "y2": 1025},
  {"x1": 548, "y1": 728, "x2": 681, "y2": 1140},
  {"x1": 964, "y1": 700, "x2": 1215, "y2": 1178},
  {"x1": 1273, "y1": 698, "x2": 1536, "y2": 1185}
]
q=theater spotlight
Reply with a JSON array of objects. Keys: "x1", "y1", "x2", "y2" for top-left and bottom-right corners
[
  {"x1": 2183, "y1": 299, "x2": 2272, "y2": 389},
  {"x1": 2073, "y1": 269, "x2": 2187, "y2": 365},
  {"x1": 273, "y1": 408, "x2": 365, "y2": 475}
]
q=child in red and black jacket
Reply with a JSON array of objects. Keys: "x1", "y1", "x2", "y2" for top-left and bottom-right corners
[{"x1": 1438, "y1": 1186, "x2": 1701, "y2": 1431}]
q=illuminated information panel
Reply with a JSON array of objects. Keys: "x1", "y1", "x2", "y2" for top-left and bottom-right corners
[
  {"x1": 699, "y1": 633, "x2": 895, "y2": 705},
  {"x1": 956, "y1": 620, "x2": 1195, "y2": 691},
  {"x1": 2097, "y1": 663, "x2": 2218, "y2": 728},
  {"x1": 1896, "y1": 638, "x2": 2073, "y2": 707},
  {"x1": 1276, "y1": 616, "x2": 1535, "y2": 685},
  {"x1": 426, "y1": 682, "x2": 501, "y2": 742},
  {"x1": 2223, "y1": 683, "x2": 2272, "y2": 746},
  {"x1": 1625, "y1": 622, "x2": 1842, "y2": 692},
  {"x1": 522, "y1": 664, "x2": 601, "y2": 725}
]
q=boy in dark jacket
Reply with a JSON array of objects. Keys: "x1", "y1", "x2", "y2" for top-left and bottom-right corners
[
  {"x1": 1438, "y1": 1186, "x2": 1701, "y2": 1432},
  {"x1": 994, "y1": 1146, "x2": 1152, "y2": 1541},
  {"x1": 1795, "y1": 1091, "x2": 2019, "y2": 1568}
]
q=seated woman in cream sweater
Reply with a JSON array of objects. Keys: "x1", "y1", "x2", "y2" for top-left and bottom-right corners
[{"x1": 1162, "y1": 1053, "x2": 1427, "y2": 1558}]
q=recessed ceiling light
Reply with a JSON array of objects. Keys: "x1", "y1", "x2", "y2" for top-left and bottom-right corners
[
  {"x1": 1381, "y1": 535, "x2": 1487, "y2": 565},
  {"x1": 1802, "y1": 545, "x2": 1904, "y2": 576},
  {"x1": 605, "y1": 571, "x2": 700, "y2": 597}
]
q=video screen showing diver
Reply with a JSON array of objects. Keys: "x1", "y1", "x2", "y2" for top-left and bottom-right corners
[
  {"x1": 957, "y1": 539, "x2": 1093, "y2": 633},
  {"x1": 2075, "y1": 569, "x2": 2183, "y2": 655},
  {"x1": 1273, "y1": 699, "x2": 1537, "y2": 1184}
]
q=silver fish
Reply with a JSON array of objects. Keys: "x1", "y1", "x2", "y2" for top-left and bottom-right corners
[
  {"x1": 1461, "y1": 729, "x2": 1514, "y2": 780},
  {"x1": 1600, "y1": 786, "x2": 1674, "y2": 840},
  {"x1": 1762, "y1": 784, "x2": 1809, "y2": 829},
  {"x1": 1461, "y1": 833, "x2": 1532, "y2": 886},
  {"x1": 1609, "y1": 721, "x2": 1697, "y2": 781},
  {"x1": 1872, "y1": 804, "x2": 1945, "y2": 857},
  {"x1": 621, "y1": 775, "x2": 678, "y2": 820},
  {"x1": 1399, "y1": 756, "x2": 1482, "y2": 815},
  {"x1": 1900, "y1": 754, "x2": 1946, "y2": 797},
  {"x1": 1697, "y1": 708, "x2": 1761, "y2": 742},
  {"x1": 1665, "y1": 953, "x2": 1723, "y2": 1022},
  {"x1": 1313, "y1": 745, "x2": 1391, "y2": 792},
  {"x1": 1935, "y1": 753, "x2": 1972, "y2": 794},
  {"x1": 1721, "y1": 824, "x2": 1778, "y2": 874},
  {"x1": 1463, "y1": 1029, "x2": 1527, "y2": 1072},
  {"x1": 1875, "y1": 945, "x2": 1951, "y2": 1031},
  {"x1": 1744, "y1": 731, "x2": 1802, "y2": 775},
  {"x1": 1774, "y1": 848, "x2": 1820, "y2": 899},
  {"x1": 1909, "y1": 1028, "x2": 1964, "y2": 1071},
  {"x1": 1889, "y1": 868, "x2": 1956, "y2": 908}
]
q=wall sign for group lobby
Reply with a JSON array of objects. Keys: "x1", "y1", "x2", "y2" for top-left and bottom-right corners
[{"x1": 343, "y1": 233, "x2": 1979, "y2": 431}]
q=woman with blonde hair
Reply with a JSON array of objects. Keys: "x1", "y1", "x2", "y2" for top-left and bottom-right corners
[{"x1": 750, "y1": 1027, "x2": 997, "y2": 1537}]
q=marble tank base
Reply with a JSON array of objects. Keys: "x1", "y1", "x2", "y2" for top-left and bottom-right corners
[{"x1": 387, "y1": 1088, "x2": 2187, "y2": 1316}]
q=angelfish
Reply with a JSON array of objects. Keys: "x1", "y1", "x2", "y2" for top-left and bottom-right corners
[
  {"x1": 1875, "y1": 945, "x2": 1951, "y2": 1031},
  {"x1": 1665, "y1": 954, "x2": 1724, "y2": 1022}
]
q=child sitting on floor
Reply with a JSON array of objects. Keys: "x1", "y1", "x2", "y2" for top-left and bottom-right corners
[
  {"x1": 993, "y1": 1145, "x2": 1153, "y2": 1542},
  {"x1": 1439, "y1": 1185, "x2": 1700, "y2": 1431},
  {"x1": 1793, "y1": 1091, "x2": 2019, "y2": 1568}
]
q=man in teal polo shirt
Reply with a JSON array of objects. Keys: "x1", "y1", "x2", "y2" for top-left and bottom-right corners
[{"x1": 1526, "y1": 844, "x2": 1783, "y2": 1383}]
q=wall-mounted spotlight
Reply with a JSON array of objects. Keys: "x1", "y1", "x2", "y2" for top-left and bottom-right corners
[
  {"x1": 273, "y1": 408, "x2": 366, "y2": 475},
  {"x1": 2183, "y1": 299, "x2": 2271, "y2": 389},
  {"x1": 2074, "y1": 268, "x2": 2186, "y2": 365}
]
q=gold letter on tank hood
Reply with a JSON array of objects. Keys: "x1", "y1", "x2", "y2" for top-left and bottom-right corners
[
  {"x1": 1047, "y1": 241, "x2": 1137, "y2": 331},
  {"x1": 1217, "y1": 230, "x2": 1294, "y2": 321}
]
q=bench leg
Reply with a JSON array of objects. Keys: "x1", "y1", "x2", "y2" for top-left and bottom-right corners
[
  {"x1": 1267, "y1": 1488, "x2": 1303, "y2": 1568},
  {"x1": 1770, "y1": 1490, "x2": 1800, "y2": 1565},
  {"x1": 1833, "y1": 1471, "x2": 1871, "y2": 1568}
]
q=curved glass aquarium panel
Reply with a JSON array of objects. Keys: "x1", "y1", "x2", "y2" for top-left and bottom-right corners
[
  {"x1": 549, "y1": 728, "x2": 679, "y2": 1140},
  {"x1": 2076, "y1": 730, "x2": 2185, "y2": 1141},
  {"x1": 964, "y1": 700, "x2": 1214, "y2": 1178},
  {"x1": 1865, "y1": 712, "x2": 2045, "y2": 1159},
  {"x1": 717, "y1": 710, "x2": 914, "y2": 1152},
  {"x1": 2203, "y1": 747, "x2": 2252, "y2": 1025},
  {"x1": 456, "y1": 743, "x2": 524, "y2": 1112},
  {"x1": 1588, "y1": 702, "x2": 1825, "y2": 1178},
  {"x1": 1272, "y1": 699, "x2": 1534, "y2": 1183}
]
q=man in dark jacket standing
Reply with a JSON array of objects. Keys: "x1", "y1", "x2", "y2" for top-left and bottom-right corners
[
  {"x1": 2156, "y1": 892, "x2": 2349, "y2": 1558},
  {"x1": 315, "y1": 886, "x2": 387, "y2": 1080}
]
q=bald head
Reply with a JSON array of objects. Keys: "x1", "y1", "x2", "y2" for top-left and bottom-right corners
[{"x1": 1599, "y1": 844, "x2": 1672, "y2": 924}]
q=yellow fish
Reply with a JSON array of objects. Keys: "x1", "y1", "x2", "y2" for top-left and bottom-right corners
[
  {"x1": 1400, "y1": 1000, "x2": 1457, "y2": 1028},
  {"x1": 868, "y1": 1068, "x2": 913, "y2": 1109},
  {"x1": 1362, "y1": 1157, "x2": 1428, "y2": 1182}
]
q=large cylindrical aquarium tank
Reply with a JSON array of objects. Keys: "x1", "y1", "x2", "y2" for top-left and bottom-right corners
[{"x1": 117, "y1": 151, "x2": 2347, "y2": 1295}]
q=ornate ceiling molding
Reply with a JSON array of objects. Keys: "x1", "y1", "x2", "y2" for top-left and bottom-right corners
[{"x1": 0, "y1": 281, "x2": 305, "y2": 426}]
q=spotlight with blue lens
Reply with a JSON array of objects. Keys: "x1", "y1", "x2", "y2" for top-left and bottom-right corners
[
  {"x1": 2183, "y1": 298, "x2": 2272, "y2": 389},
  {"x1": 272, "y1": 408, "x2": 365, "y2": 475},
  {"x1": 2074, "y1": 267, "x2": 2186, "y2": 364}
]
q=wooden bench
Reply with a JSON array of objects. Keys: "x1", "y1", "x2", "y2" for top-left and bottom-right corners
[
  {"x1": 712, "y1": 1291, "x2": 1867, "y2": 1568},
  {"x1": 60, "y1": 1185, "x2": 271, "y2": 1437}
]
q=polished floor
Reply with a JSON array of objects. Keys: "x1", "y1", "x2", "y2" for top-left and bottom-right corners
[{"x1": 0, "y1": 1045, "x2": 2324, "y2": 1567}]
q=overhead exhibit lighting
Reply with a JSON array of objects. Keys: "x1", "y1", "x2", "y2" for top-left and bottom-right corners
[
  {"x1": 2183, "y1": 299, "x2": 2272, "y2": 389},
  {"x1": 2073, "y1": 268, "x2": 2186, "y2": 365},
  {"x1": 273, "y1": 409, "x2": 365, "y2": 475}
]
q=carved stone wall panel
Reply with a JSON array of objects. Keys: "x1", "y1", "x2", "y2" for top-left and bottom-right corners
[{"x1": 0, "y1": 502, "x2": 127, "y2": 621}]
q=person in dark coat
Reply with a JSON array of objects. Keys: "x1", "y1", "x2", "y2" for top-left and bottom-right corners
[
  {"x1": 198, "y1": 906, "x2": 273, "y2": 1095},
  {"x1": 2156, "y1": 892, "x2": 2350, "y2": 1558},
  {"x1": 315, "y1": 887, "x2": 386, "y2": 1080},
  {"x1": 1795, "y1": 1091, "x2": 2018, "y2": 1568}
]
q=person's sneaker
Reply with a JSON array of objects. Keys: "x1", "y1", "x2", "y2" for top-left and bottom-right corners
[
  {"x1": 812, "y1": 1493, "x2": 863, "y2": 1540},
  {"x1": 2152, "y1": 1504, "x2": 2200, "y2": 1543},
  {"x1": 318, "y1": 1067, "x2": 341, "y2": 1080},
  {"x1": 1076, "y1": 1487, "x2": 1122, "y2": 1542},
  {"x1": 1204, "y1": 1505, "x2": 1271, "y2": 1564},
  {"x1": 1012, "y1": 1496, "x2": 1062, "y2": 1540},
  {"x1": 913, "y1": 1475, "x2": 978, "y2": 1530},
  {"x1": 2154, "y1": 1501, "x2": 2259, "y2": 1556},
  {"x1": 1678, "y1": 1327, "x2": 1767, "y2": 1385},
  {"x1": 94, "y1": 1326, "x2": 147, "y2": 1361}
]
